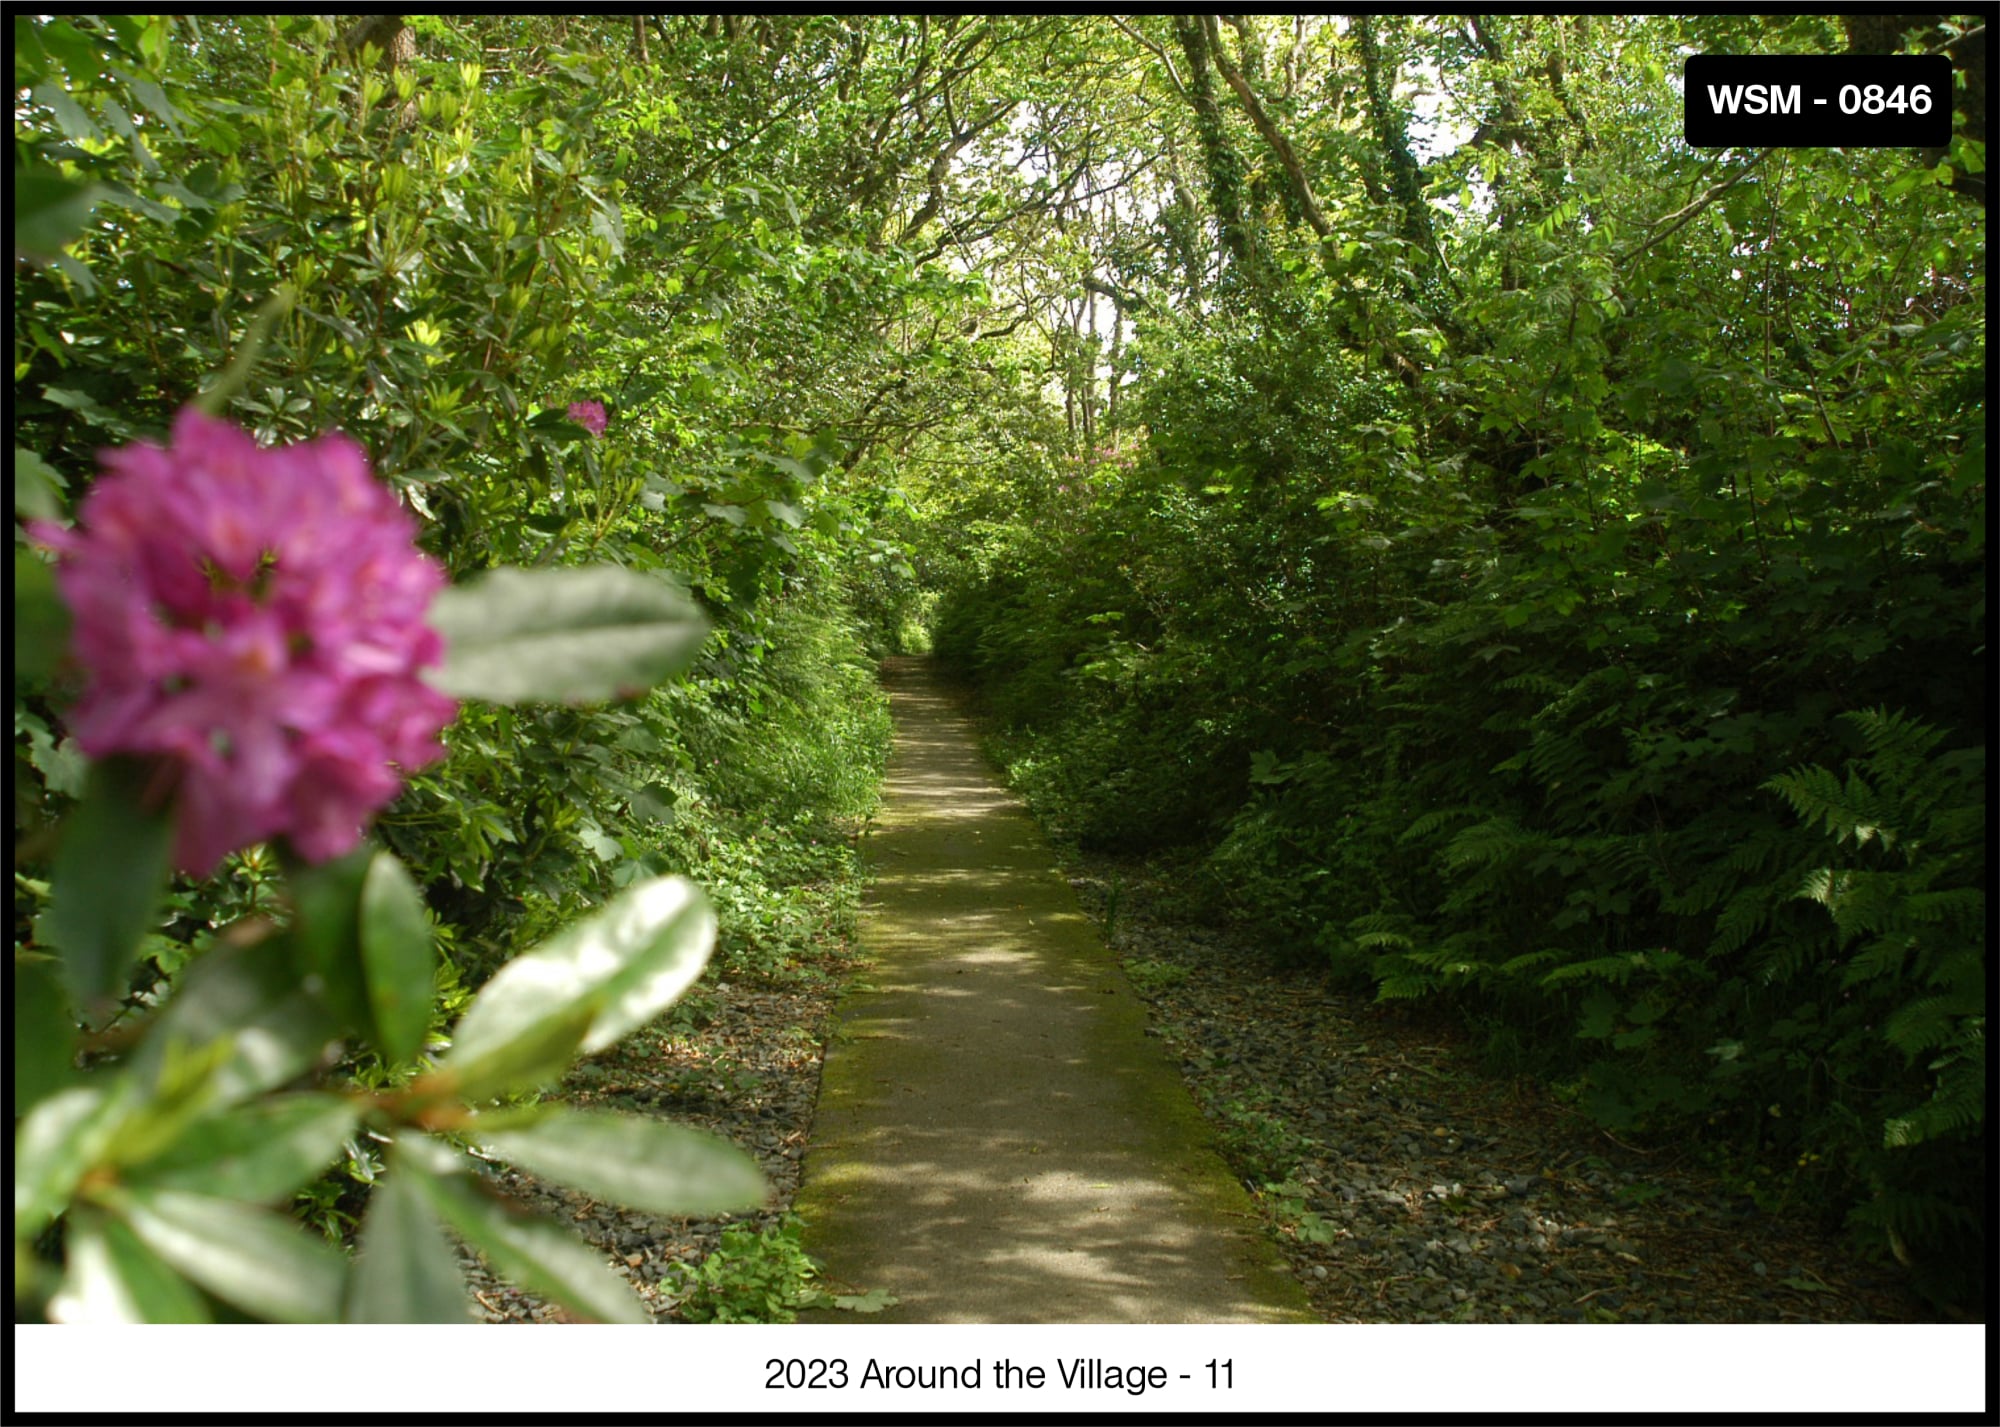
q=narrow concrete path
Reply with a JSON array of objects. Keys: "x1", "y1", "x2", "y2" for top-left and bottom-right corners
[{"x1": 795, "y1": 657, "x2": 1311, "y2": 1323}]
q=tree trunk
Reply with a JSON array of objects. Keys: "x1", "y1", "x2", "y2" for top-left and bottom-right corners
[
  {"x1": 1205, "y1": 15, "x2": 1333, "y2": 238},
  {"x1": 1352, "y1": 15, "x2": 1440, "y2": 273},
  {"x1": 336, "y1": 14, "x2": 413, "y2": 71},
  {"x1": 1170, "y1": 15, "x2": 1263, "y2": 289}
]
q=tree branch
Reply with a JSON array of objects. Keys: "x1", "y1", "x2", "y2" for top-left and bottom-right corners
[
  {"x1": 1084, "y1": 275, "x2": 1150, "y2": 315},
  {"x1": 1111, "y1": 17, "x2": 1189, "y2": 102},
  {"x1": 1203, "y1": 13, "x2": 1332, "y2": 238},
  {"x1": 1620, "y1": 148, "x2": 1775, "y2": 265}
]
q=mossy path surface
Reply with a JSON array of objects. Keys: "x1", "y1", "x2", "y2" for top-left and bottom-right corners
[{"x1": 795, "y1": 657, "x2": 1311, "y2": 1323}]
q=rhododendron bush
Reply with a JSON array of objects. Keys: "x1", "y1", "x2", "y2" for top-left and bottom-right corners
[
  {"x1": 15, "y1": 14, "x2": 900, "y2": 1331},
  {"x1": 31, "y1": 409, "x2": 458, "y2": 875},
  {"x1": 16, "y1": 406, "x2": 758, "y2": 1324}
]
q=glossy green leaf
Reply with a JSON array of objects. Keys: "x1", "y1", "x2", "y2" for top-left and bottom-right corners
[
  {"x1": 120, "y1": 70, "x2": 184, "y2": 136},
  {"x1": 44, "y1": 757, "x2": 174, "y2": 1015},
  {"x1": 34, "y1": 18, "x2": 108, "y2": 88},
  {"x1": 30, "y1": 81, "x2": 101, "y2": 141},
  {"x1": 14, "y1": 1085, "x2": 121, "y2": 1233},
  {"x1": 12, "y1": 952, "x2": 76, "y2": 1116},
  {"x1": 12, "y1": 553, "x2": 73, "y2": 688},
  {"x1": 427, "y1": 565, "x2": 710, "y2": 704},
  {"x1": 101, "y1": 1036, "x2": 232, "y2": 1167},
  {"x1": 442, "y1": 876, "x2": 714, "y2": 1097},
  {"x1": 345, "y1": 1162, "x2": 473, "y2": 1323},
  {"x1": 359, "y1": 851, "x2": 436, "y2": 1065},
  {"x1": 407, "y1": 1149, "x2": 646, "y2": 1324},
  {"x1": 113, "y1": 1187, "x2": 346, "y2": 1323},
  {"x1": 132, "y1": 1094, "x2": 359, "y2": 1204},
  {"x1": 13, "y1": 446, "x2": 67, "y2": 520},
  {"x1": 475, "y1": 1107, "x2": 765, "y2": 1217},
  {"x1": 629, "y1": 786, "x2": 677, "y2": 823},
  {"x1": 286, "y1": 846, "x2": 372, "y2": 1035},
  {"x1": 48, "y1": 1211, "x2": 212, "y2": 1323},
  {"x1": 124, "y1": 931, "x2": 340, "y2": 1110},
  {"x1": 434, "y1": 998, "x2": 597, "y2": 1104},
  {"x1": 15, "y1": 166, "x2": 105, "y2": 257}
]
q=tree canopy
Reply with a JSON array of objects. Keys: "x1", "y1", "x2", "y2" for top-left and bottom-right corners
[{"x1": 14, "y1": 12, "x2": 1987, "y2": 1320}]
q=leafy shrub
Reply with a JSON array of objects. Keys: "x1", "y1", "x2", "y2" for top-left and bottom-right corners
[
  {"x1": 1123, "y1": 958, "x2": 1191, "y2": 995},
  {"x1": 1216, "y1": 1098, "x2": 1315, "y2": 1186},
  {"x1": 670, "y1": 1216, "x2": 825, "y2": 1323}
]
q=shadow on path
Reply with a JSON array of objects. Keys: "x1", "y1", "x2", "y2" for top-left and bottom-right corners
[{"x1": 795, "y1": 657, "x2": 1312, "y2": 1323}]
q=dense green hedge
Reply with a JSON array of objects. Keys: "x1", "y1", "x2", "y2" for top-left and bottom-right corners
[
  {"x1": 14, "y1": 16, "x2": 902, "y2": 1322},
  {"x1": 930, "y1": 125, "x2": 1986, "y2": 1311}
]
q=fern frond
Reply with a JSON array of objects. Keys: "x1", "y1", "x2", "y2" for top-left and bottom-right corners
[
  {"x1": 1883, "y1": 1037, "x2": 1986, "y2": 1147},
  {"x1": 1497, "y1": 949, "x2": 1562, "y2": 978},
  {"x1": 1883, "y1": 996, "x2": 1970, "y2": 1060},
  {"x1": 1443, "y1": 816, "x2": 1541, "y2": 869},
  {"x1": 1398, "y1": 806, "x2": 1483, "y2": 844},
  {"x1": 1796, "y1": 866, "x2": 1903, "y2": 944},
  {"x1": 1901, "y1": 887, "x2": 1986, "y2": 931},
  {"x1": 1844, "y1": 705, "x2": 1946, "y2": 768},
  {"x1": 1496, "y1": 671, "x2": 1568, "y2": 697},
  {"x1": 1540, "y1": 952, "x2": 1648, "y2": 988},
  {"x1": 1528, "y1": 730, "x2": 1594, "y2": 791},
  {"x1": 1354, "y1": 930, "x2": 1415, "y2": 950},
  {"x1": 1375, "y1": 974, "x2": 1437, "y2": 1001},
  {"x1": 1840, "y1": 934, "x2": 1915, "y2": 988},
  {"x1": 1763, "y1": 765, "x2": 1890, "y2": 847},
  {"x1": 1708, "y1": 883, "x2": 1775, "y2": 959}
]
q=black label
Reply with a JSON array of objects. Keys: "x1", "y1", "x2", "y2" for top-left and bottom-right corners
[{"x1": 1684, "y1": 55, "x2": 1953, "y2": 147}]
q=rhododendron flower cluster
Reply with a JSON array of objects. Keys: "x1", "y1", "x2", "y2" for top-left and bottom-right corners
[
  {"x1": 566, "y1": 399, "x2": 608, "y2": 436},
  {"x1": 31, "y1": 409, "x2": 459, "y2": 875}
]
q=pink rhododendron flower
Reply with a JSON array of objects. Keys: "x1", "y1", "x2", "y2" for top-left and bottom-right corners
[
  {"x1": 31, "y1": 409, "x2": 458, "y2": 875},
  {"x1": 566, "y1": 400, "x2": 608, "y2": 436}
]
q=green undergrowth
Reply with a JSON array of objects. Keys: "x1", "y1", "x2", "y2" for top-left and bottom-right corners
[
  {"x1": 964, "y1": 641, "x2": 1985, "y2": 1312},
  {"x1": 936, "y1": 474, "x2": 1985, "y2": 1314},
  {"x1": 669, "y1": 1215, "x2": 900, "y2": 1323},
  {"x1": 281, "y1": 585, "x2": 890, "y2": 1243}
]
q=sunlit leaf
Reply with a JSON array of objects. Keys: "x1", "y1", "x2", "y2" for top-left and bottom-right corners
[
  {"x1": 360, "y1": 851, "x2": 436, "y2": 1065},
  {"x1": 12, "y1": 953, "x2": 76, "y2": 1116},
  {"x1": 427, "y1": 565, "x2": 710, "y2": 704},
  {"x1": 124, "y1": 931, "x2": 340, "y2": 1110},
  {"x1": 133, "y1": 1094, "x2": 359, "y2": 1204},
  {"x1": 286, "y1": 846, "x2": 373, "y2": 1036},
  {"x1": 432, "y1": 998, "x2": 596, "y2": 1103},
  {"x1": 49, "y1": 1211, "x2": 212, "y2": 1324},
  {"x1": 13, "y1": 446, "x2": 67, "y2": 521},
  {"x1": 44, "y1": 757, "x2": 175, "y2": 1015},
  {"x1": 102, "y1": 1036, "x2": 233, "y2": 1167},
  {"x1": 441, "y1": 876, "x2": 714, "y2": 1097},
  {"x1": 474, "y1": 1107, "x2": 765, "y2": 1217},
  {"x1": 345, "y1": 1163, "x2": 473, "y2": 1323},
  {"x1": 15, "y1": 166, "x2": 105, "y2": 257},
  {"x1": 113, "y1": 1187, "x2": 346, "y2": 1322},
  {"x1": 406, "y1": 1148, "x2": 645, "y2": 1324},
  {"x1": 14, "y1": 1086, "x2": 120, "y2": 1233},
  {"x1": 12, "y1": 554, "x2": 73, "y2": 687}
]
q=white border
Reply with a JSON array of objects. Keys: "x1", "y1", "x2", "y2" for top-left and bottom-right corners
[{"x1": 12, "y1": 1322, "x2": 1992, "y2": 1416}]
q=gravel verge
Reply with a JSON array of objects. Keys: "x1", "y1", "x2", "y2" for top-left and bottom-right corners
[
  {"x1": 451, "y1": 956, "x2": 850, "y2": 1322},
  {"x1": 442, "y1": 845, "x2": 1933, "y2": 1326},
  {"x1": 1059, "y1": 851, "x2": 1936, "y2": 1324}
]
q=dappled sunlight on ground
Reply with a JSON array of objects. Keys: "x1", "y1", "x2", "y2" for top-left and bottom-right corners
[{"x1": 795, "y1": 658, "x2": 1309, "y2": 1323}]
